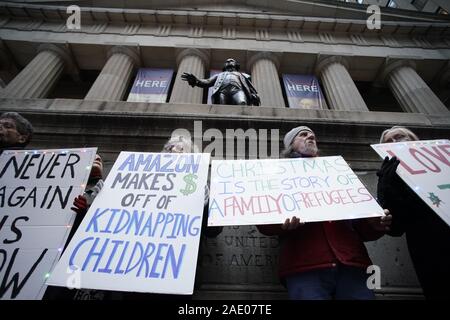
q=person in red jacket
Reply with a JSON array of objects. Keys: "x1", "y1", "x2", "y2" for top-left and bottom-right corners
[
  {"x1": 257, "y1": 126, "x2": 392, "y2": 300},
  {"x1": 44, "y1": 153, "x2": 108, "y2": 300}
]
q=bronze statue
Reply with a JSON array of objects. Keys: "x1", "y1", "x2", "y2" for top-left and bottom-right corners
[{"x1": 181, "y1": 58, "x2": 261, "y2": 106}]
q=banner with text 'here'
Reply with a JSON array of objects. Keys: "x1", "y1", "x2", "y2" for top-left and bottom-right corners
[
  {"x1": 282, "y1": 74, "x2": 328, "y2": 110},
  {"x1": 127, "y1": 68, "x2": 173, "y2": 103}
]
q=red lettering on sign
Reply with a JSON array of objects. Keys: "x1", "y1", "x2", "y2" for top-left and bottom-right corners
[
  {"x1": 409, "y1": 148, "x2": 440, "y2": 173},
  {"x1": 386, "y1": 150, "x2": 426, "y2": 175}
]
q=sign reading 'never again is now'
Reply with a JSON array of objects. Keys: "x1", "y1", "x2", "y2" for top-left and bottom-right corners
[{"x1": 0, "y1": 148, "x2": 97, "y2": 300}]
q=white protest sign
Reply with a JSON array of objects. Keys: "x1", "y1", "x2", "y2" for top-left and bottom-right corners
[
  {"x1": 371, "y1": 139, "x2": 450, "y2": 227},
  {"x1": 47, "y1": 152, "x2": 210, "y2": 295},
  {"x1": 208, "y1": 156, "x2": 384, "y2": 226},
  {"x1": 0, "y1": 148, "x2": 97, "y2": 299}
]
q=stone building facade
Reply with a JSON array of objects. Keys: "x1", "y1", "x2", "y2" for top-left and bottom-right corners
[{"x1": 0, "y1": 0, "x2": 449, "y2": 299}]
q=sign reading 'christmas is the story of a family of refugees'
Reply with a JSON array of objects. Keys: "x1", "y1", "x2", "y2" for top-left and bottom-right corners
[
  {"x1": 47, "y1": 152, "x2": 210, "y2": 295},
  {"x1": 208, "y1": 156, "x2": 384, "y2": 226}
]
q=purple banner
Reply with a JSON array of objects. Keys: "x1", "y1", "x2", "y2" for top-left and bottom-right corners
[
  {"x1": 282, "y1": 74, "x2": 328, "y2": 109},
  {"x1": 127, "y1": 68, "x2": 173, "y2": 103}
]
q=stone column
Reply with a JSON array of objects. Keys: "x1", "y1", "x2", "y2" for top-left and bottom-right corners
[
  {"x1": 317, "y1": 56, "x2": 369, "y2": 111},
  {"x1": 0, "y1": 40, "x2": 19, "y2": 90},
  {"x1": 384, "y1": 61, "x2": 449, "y2": 114},
  {"x1": 85, "y1": 46, "x2": 140, "y2": 101},
  {"x1": 1, "y1": 44, "x2": 70, "y2": 99},
  {"x1": 170, "y1": 48, "x2": 209, "y2": 104},
  {"x1": 247, "y1": 52, "x2": 284, "y2": 107}
]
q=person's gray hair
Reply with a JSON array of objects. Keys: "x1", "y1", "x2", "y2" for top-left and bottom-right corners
[
  {"x1": 379, "y1": 126, "x2": 419, "y2": 143},
  {"x1": 283, "y1": 126, "x2": 313, "y2": 150},
  {"x1": 0, "y1": 112, "x2": 33, "y2": 146},
  {"x1": 162, "y1": 135, "x2": 199, "y2": 153}
]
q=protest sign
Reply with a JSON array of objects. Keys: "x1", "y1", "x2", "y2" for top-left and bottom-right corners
[
  {"x1": 0, "y1": 148, "x2": 97, "y2": 299},
  {"x1": 371, "y1": 139, "x2": 450, "y2": 227},
  {"x1": 47, "y1": 152, "x2": 210, "y2": 295},
  {"x1": 208, "y1": 156, "x2": 384, "y2": 226}
]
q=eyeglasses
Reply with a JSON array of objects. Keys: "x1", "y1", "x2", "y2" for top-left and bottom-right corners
[{"x1": 166, "y1": 144, "x2": 184, "y2": 153}]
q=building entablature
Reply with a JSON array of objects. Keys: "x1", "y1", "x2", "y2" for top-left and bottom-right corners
[{"x1": 1, "y1": 1, "x2": 450, "y2": 39}]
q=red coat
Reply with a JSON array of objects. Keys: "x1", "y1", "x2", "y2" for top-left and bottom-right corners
[{"x1": 257, "y1": 219, "x2": 383, "y2": 279}]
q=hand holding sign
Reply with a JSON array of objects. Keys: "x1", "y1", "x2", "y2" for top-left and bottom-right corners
[
  {"x1": 71, "y1": 195, "x2": 88, "y2": 215},
  {"x1": 366, "y1": 209, "x2": 392, "y2": 232},
  {"x1": 281, "y1": 216, "x2": 304, "y2": 231},
  {"x1": 376, "y1": 156, "x2": 402, "y2": 206}
]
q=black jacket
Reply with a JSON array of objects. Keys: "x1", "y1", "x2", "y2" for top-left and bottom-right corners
[{"x1": 377, "y1": 166, "x2": 450, "y2": 300}]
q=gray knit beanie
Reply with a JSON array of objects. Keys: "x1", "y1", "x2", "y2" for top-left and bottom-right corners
[{"x1": 283, "y1": 126, "x2": 313, "y2": 149}]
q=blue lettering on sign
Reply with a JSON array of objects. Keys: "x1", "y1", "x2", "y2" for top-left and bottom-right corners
[
  {"x1": 118, "y1": 154, "x2": 200, "y2": 174},
  {"x1": 84, "y1": 208, "x2": 201, "y2": 239},
  {"x1": 69, "y1": 238, "x2": 186, "y2": 279}
]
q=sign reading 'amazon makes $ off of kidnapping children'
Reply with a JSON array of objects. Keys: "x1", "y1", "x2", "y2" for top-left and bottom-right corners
[
  {"x1": 0, "y1": 148, "x2": 97, "y2": 300},
  {"x1": 208, "y1": 156, "x2": 384, "y2": 227},
  {"x1": 47, "y1": 152, "x2": 210, "y2": 295},
  {"x1": 371, "y1": 139, "x2": 450, "y2": 227}
]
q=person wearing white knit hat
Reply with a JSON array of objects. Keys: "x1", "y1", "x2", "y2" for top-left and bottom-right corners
[
  {"x1": 281, "y1": 125, "x2": 317, "y2": 158},
  {"x1": 257, "y1": 126, "x2": 392, "y2": 300}
]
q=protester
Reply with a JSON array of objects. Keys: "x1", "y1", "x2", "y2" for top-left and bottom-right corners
[
  {"x1": 0, "y1": 111, "x2": 33, "y2": 154},
  {"x1": 44, "y1": 153, "x2": 111, "y2": 300},
  {"x1": 258, "y1": 126, "x2": 392, "y2": 300},
  {"x1": 162, "y1": 135, "x2": 223, "y2": 254},
  {"x1": 122, "y1": 135, "x2": 222, "y2": 300},
  {"x1": 68, "y1": 153, "x2": 104, "y2": 246},
  {"x1": 377, "y1": 126, "x2": 450, "y2": 300}
]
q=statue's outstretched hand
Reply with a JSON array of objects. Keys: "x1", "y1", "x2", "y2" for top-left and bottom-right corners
[{"x1": 181, "y1": 72, "x2": 198, "y2": 87}]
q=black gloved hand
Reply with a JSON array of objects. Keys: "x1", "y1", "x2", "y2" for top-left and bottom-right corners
[{"x1": 376, "y1": 156, "x2": 401, "y2": 207}]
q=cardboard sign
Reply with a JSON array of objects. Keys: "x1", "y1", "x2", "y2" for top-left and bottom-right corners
[
  {"x1": 208, "y1": 156, "x2": 384, "y2": 226},
  {"x1": 372, "y1": 139, "x2": 450, "y2": 227},
  {"x1": 0, "y1": 148, "x2": 97, "y2": 299},
  {"x1": 47, "y1": 152, "x2": 210, "y2": 295}
]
